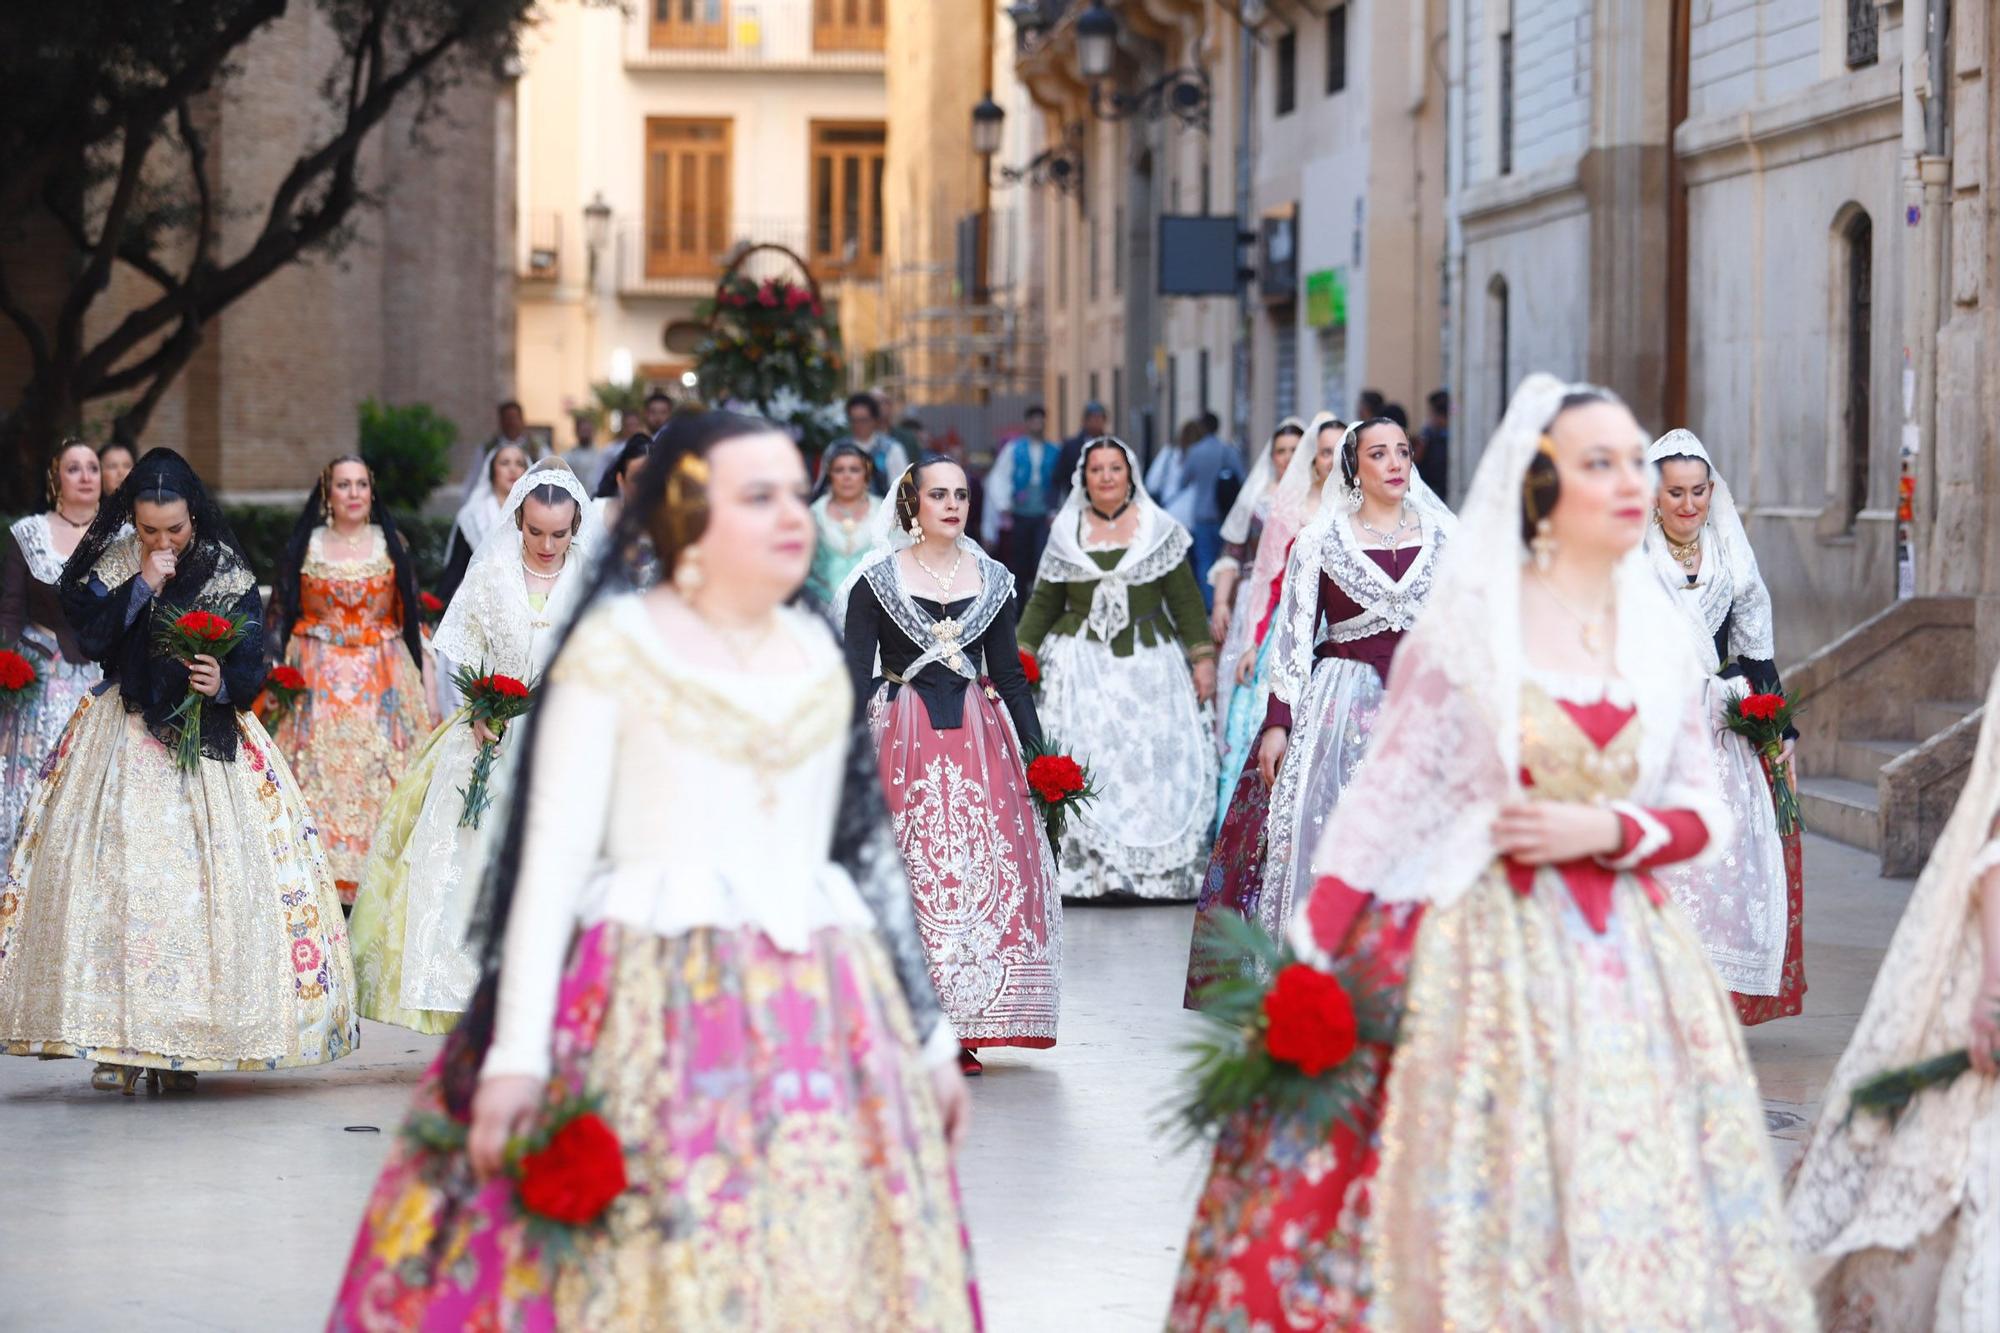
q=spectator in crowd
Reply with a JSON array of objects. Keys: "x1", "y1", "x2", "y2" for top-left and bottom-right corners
[
  {"x1": 1146, "y1": 412, "x2": 1246, "y2": 609},
  {"x1": 642, "y1": 390, "x2": 674, "y2": 436},
  {"x1": 1053, "y1": 399, "x2": 1111, "y2": 504},
  {"x1": 1355, "y1": 387, "x2": 1387, "y2": 420},
  {"x1": 982, "y1": 404, "x2": 1062, "y2": 595},
  {"x1": 460, "y1": 399, "x2": 538, "y2": 504},
  {"x1": 560, "y1": 412, "x2": 609, "y2": 492},
  {"x1": 830, "y1": 392, "x2": 909, "y2": 495},
  {"x1": 1382, "y1": 402, "x2": 1410, "y2": 429},
  {"x1": 1416, "y1": 388, "x2": 1451, "y2": 498}
]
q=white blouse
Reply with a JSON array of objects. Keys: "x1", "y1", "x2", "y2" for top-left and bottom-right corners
[{"x1": 482, "y1": 595, "x2": 954, "y2": 1080}]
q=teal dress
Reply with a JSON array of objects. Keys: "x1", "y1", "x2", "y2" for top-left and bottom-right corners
[{"x1": 807, "y1": 495, "x2": 873, "y2": 605}]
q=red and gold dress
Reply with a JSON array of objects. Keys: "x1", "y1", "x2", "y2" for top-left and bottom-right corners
[
  {"x1": 266, "y1": 526, "x2": 430, "y2": 903},
  {"x1": 1170, "y1": 673, "x2": 1813, "y2": 1330}
]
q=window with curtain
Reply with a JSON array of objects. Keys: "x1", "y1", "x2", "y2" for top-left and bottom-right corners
[
  {"x1": 644, "y1": 117, "x2": 732, "y2": 278},
  {"x1": 814, "y1": 0, "x2": 886, "y2": 52},
  {"x1": 810, "y1": 121, "x2": 886, "y2": 278}
]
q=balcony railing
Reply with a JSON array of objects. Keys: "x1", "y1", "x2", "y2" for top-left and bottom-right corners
[
  {"x1": 519, "y1": 210, "x2": 564, "y2": 281},
  {"x1": 627, "y1": 0, "x2": 885, "y2": 71},
  {"x1": 615, "y1": 216, "x2": 833, "y2": 298}
]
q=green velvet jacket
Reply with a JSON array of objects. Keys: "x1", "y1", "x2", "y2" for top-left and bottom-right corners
[{"x1": 1016, "y1": 548, "x2": 1214, "y2": 660}]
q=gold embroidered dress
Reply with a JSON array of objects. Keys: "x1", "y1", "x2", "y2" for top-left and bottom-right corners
[
  {"x1": 265, "y1": 526, "x2": 430, "y2": 903},
  {"x1": 0, "y1": 534, "x2": 357, "y2": 1073}
]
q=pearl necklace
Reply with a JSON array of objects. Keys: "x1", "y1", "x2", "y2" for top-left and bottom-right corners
[{"x1": 522, "y1": 554, "x2": 566, "y2": 583}]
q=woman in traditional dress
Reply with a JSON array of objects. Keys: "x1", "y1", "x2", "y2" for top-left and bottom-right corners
[
  {"x1": 0, "y1": 449, "x2": 357, "y2": 1094},
  {"x1": 1170, "y1": 375, "x2": 1813, "y2": 1329},
  {"x1": 96, "y1": 441, "x2": 135, "y2": 496},
  {"x1": 1786, "y1": 659, "x2": 2000, "y2": 1330},
  {"x1": 329, "y1": 412, "x2": 977, "y2": 1330},
  {"x1": 808, "y1": 440, "x2": 875, "y2": 604},
  {"x1": 1017, "y1": 438, "x2": 1217, "y2": 902},
  {"x1": 263, "y1": 456, "x2": 434, "y2": 904},
  {"x1": 840, "y1": 454, "x2": 1060, "y2": 1075},
  {"x1": 1, "y1": 441, "x2": 104, "y2": 867},
  {"x1": 1184, "y1": 418, "x2": 1454, "y2": 1005},
  {"x1": 1207, "y1": 416, "x2": 1305, "y2": 828},
  {"x1": 347, "y1": 461, "x2": 592, "y2": 1034},
  {"x1": 438, "y1": 440, "x2": 531, "y2": 604},
  {"x1": 1643, "y1": 428, "x2": 1804, "y2": 1023}
]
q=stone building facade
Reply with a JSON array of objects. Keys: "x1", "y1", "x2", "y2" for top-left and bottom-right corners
[{"x1": 0, "y1": 5, "x2": 515, "y2": 497}]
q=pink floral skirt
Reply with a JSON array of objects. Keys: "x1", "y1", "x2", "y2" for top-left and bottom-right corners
[{"x1": 328, "y1": 921, "x2": 981, "y2": 1331}]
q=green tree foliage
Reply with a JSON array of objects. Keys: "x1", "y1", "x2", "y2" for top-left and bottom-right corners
[{"x1": 358, "y1": 398, "x2": 455, "y2": 511}]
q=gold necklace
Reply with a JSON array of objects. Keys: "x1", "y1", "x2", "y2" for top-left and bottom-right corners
[
  {"x1": 1663, "y1": 529, "x2": 1701, "y2": 575},
  {"x1": 1534, "y1": 573, "x2": 1613, "y2": 656},
  {"x1": 909, "y1": 541, "x2": 965, "y2": 600}
]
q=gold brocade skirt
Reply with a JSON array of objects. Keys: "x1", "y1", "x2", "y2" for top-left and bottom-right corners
[
  {"x1": 1362, "y1": 867, "x2": 1816, "y2": 1330},
  {"x1": 0, "y1": 689, "x2": 359, "y2": 1071}
]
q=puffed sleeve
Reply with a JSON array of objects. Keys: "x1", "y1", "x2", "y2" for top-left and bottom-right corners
[
  {"x1": 1014, "y1": 575, "x2": 1065, "y2": 655},
  {"x1": 1603, "y1": 675, "x2": 1735, "y2": 873},
  {"x1": 479, "y1": 671, "x2": 618, "y2": 1082}
]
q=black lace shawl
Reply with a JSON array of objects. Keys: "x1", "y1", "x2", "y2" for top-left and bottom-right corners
[
  {"x1": 265, "y1": 482, "x2": 425, "y2": 668},
  {"x1": 437, "y1": 412, "x2": 946, "y2": 1115},
  {"x1": 58, "y1": 448, "x2": 263, "y2": 763}
]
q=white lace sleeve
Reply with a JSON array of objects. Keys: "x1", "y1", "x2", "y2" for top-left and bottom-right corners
[
  {"x1": 1263, "y1": 532, "x2": 1319, "y2": 710},
  {"x1": 479, "y1": 674, "x2": 618, "y2": 1082},
  {"x1": 1649, "y1": 674, "x2": 1736, "y2": 868}
]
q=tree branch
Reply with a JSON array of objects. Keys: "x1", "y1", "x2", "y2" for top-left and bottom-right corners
[
  {"x1": 0, "y1": 262, "x2": 50, "y2": 379},
  {"x1": 52, "y1": 118, "x2": 156, "y2": 375},
  {"x1": 41, "y1": 180, "x2": 178, "y2": 295},
  {"x1": 175, "y1": 99, "x2": 216, "y2": 282}
]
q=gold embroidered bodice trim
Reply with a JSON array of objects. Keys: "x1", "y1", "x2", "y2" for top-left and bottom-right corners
[
  {"x1": 1518, "y1": 681, "x2": 1641, "y2": 804},
  {"x1": 303, "y1": 525, "x2": 392, "y2": 580}
]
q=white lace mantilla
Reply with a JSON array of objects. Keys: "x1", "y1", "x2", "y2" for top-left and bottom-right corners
[
  {"x1": 1268, "y1": 519, "x2": 1446, "y2": 709},
  {"x1": 1037, "y1": 523, "x2": 1192, "y2": 644},
  {"x1": 860, "y1": 551, "x2": 1015, "y2": 681},
  {"x1": 8, "y1": 515, "x2": 66, "y2": 585}
]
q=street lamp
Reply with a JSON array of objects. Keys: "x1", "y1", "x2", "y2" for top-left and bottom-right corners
[
  {"x1": 1075, "y1": 2, "x2": 1117, "y2": 81},
  {"x1": 970, "y1": 95, "x2": 1005, "y2": 159},
  {"x1": 582, "y1": 191, "x2": 611, "y2": 287}
]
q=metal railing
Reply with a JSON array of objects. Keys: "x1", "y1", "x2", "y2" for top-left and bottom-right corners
[
  {"x1": 626, "y1": 0, "x2": 886, "y2": 71},
  {"x1": 520, "y1": 210, "x2": 564, "y2": 281}
]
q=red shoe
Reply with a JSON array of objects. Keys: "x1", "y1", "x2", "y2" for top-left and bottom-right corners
[{"x1": 957, "y1": 1048, "x2": 983, "y2": 1076}]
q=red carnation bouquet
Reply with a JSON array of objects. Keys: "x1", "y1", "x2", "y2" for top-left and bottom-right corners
[
  {"x1": 152, "y1": 606, "x2": 252, "y2": 772},
  {"x1": 406, "y1": 1095, "x2": 627, "y2": 1244},
  {"x1": 1022, "y1": 740, "x2": 1098, "y2": 846},
  {"x1": 1173, "y1": 913, "x2": 1399, "y2": 1145},
  {"x1": 0, "y1": 649, "x2": 37, "y2": 704},
  {"x1": 452, "y1": 663, "x2": 536, "y2": 829},
  {"x1": 1722, "y1": 689, "x2": 1802, "y2": 835},
  {"x1": 1018, "y1": 648, "x2": 1041, "y2": 694},
  {"x1": 418, "y1": 590, "x2": 445, "y2": 630},
  {"x1": 260, "y1": 664, "x2": 308, "y2": 729}
]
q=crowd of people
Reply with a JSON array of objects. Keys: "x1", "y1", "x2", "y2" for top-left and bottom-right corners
[{"x1": 0, "y1": 373, "x2": 1989, "y2": 1328}]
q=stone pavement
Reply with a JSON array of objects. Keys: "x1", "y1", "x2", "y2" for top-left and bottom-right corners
[{"x1": 0, "y1": 831, "x2": 1911, "y2": 1331}]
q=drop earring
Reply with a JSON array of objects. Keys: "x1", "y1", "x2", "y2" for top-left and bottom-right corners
[
  {"x1": 1344, "y1": 483, "x2": 1363, "y2": 513},
  {"x1": 674, "y1": 545, "x2": 704, "y2": 593},
  {"x1": 1531, "y1": 518, "x2": 1558, "y2": 573},
  {"x1": 907, "y1": 519, "x2": 923, "y2": 541}
]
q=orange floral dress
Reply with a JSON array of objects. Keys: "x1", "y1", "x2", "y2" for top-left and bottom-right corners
[{"x1": 265, "y1": 527, "x2": 430, "y2": 903}]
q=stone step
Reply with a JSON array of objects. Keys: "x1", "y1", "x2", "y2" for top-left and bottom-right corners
[
  {"x1": 1798, "y1": 776, "x2": 1880, "y2": 852},
  {"x1": 1825, "y1": 737, "x2": 1914, "y2": 785},
  {"x1": 1913, "y1": 698, "x2": 1980, "y2": 739}
]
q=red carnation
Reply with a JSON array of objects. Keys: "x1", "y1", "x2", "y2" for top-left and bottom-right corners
[
  {"x1": 0, "y1": 649, "x2": 36, "y2": 694},
  {"x1": 1739, "y1": 693, "x2": 1784, "y2": 722},
  {"x1": 268, "y1": 665, "x2": 306, "y2": 692},
  {"x1": 174, "y1": 609, "x2": 235, "y2": 641},
  {"x1": 419, "y1": 591, "x2": 444, "y2": 615},
  {"x1": 1262, "y1": 963, "x2": 1359, "y2": 1077},
  {"x1": 1025, "y1": 753, "x2": 1085, "y2": 804},
  {"x1": 476, "y1": 674, "x2": 530, "y2": 700},
  {"x1": 1018, "y1": 649, "x2": 1041, "y2": 686},
  {"x1": 517, "y1": 1113, "x2": 627, "y2": 1226}
]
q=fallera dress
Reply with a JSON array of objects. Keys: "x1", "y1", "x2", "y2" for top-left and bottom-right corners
[
  {"x1": 348, "y1": 474, "x2": 592, "y2": 1036},
  {"x1": 0, "y1": 530, "x2": 357, "y2": 1074},
  {"x1": 0, "y1": 514, "x2": 102, "y2": 868},
  {"x1": 845, "y1": 546, "x2": 1062, "y2": 1050},
  {"x1": 264, "y1": 525, "x2": 431, "y2": 903},
  {"x1": 328, "y1": 596, "x2": 979, "y2": 1330}
]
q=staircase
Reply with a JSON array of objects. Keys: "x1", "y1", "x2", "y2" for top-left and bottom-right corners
[{"x1": 1788, "y1": 597, "x2": 1984, "y2": 876}]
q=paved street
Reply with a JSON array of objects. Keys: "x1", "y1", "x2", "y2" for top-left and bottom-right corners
[{"x1": 0, "y1": 833, "x2": 1912, "y2": 1331}]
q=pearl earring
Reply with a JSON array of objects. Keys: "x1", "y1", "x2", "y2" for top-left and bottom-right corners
[
  {"x1": 674, "y1": 545, "x2": 704, "y2": 592},
  {"x1": 1531, "y1": 518, "x2": 1558, "y2": 573}
]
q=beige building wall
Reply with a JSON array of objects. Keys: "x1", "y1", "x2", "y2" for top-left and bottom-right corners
[{"x1": 514, "y1": 2, "x2": 887, "y2": 443}]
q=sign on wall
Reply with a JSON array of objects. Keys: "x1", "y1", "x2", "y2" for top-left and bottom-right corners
[{"x1": 1305, "y1": 267, "x2": 1347, "y2": 329}]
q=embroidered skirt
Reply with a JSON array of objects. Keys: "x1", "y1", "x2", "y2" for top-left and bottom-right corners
[
  {"x1": 869, "y1": 683, "x2": 1061, "y2": 1049},
  {"x1": 0, "y1": 633, "x2": 96, "y2": 869},
  {"x1": 1183, "y1": 749, "x2": 1272, "y2": 1009},
  {"x1": 328, "y1": 921, "x2": 981, "y2": 1331},
  {"x1": 0, "y1": 688, "x2": 358, "y2": 1071}
]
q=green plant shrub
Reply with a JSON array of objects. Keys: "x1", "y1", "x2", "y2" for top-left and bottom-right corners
[{"x1": 358, "y1": 398, "x2": 456, "y2": 511}]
